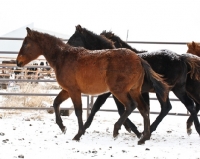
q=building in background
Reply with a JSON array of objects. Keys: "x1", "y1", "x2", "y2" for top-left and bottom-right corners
[{"x1": 0, "y1": 23, "x2": 70, "y2": 59}]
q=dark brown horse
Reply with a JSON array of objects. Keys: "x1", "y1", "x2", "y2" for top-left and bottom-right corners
[
  {"x1": 102, "y1": 31, "x2": 200, "y2": 135},
  {"x1": 68, "y1": 25, "x2": 200, "y2": 138},
  {"x1": 186, "y1": 41, "x2": 200, "y2": 133},
  {"x1": 16, "y1": 27, "x2": 168, "y2": 144}
]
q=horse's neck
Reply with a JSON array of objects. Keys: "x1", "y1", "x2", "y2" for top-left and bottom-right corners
[
  {"x1": 84, "y1": 34, "x2": 114, "y2": 50},
  {"x1": 39, "y1": 38, "x2": 65, "y2": 69}
]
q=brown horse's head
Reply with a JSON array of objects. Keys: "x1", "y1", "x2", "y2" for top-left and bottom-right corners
[
  {"x1": 16, "y1": 27, "x2": 43, "y2": 67},
  {"x1": 187, "y1": 41, "x2": 200, "y2": 57}
]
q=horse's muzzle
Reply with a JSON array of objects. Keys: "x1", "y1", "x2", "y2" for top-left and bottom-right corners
[{"x1": 16, "y1": 60, "x2": 23, "y2": 67}]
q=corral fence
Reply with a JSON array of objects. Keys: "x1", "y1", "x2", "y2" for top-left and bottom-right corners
[{"x1": 0, "y1": 37, "x2": 193, "y2": 118}]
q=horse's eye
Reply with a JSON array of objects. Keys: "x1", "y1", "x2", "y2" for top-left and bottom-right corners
[{"x1": 23, "y1": 42, "x2": 28, "y2": 48}]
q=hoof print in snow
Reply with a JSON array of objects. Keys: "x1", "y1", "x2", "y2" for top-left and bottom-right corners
[
  {"x1": 0, "y1": 132, "x2": 5, "y2": 136},
  {"x1": 18, "y1": 155, "x2": 24, "y2": 158},
  {"x1": 2, "y1": 139, "x2": 9, "y2": 143}
]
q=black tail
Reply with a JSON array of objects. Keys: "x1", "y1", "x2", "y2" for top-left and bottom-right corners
[
  {"x1": 181, "y1": 54, "x2": 200, "y2": 81},
  {"x1": 140, "y1": 58, "x2": 169, "y2": 101}
]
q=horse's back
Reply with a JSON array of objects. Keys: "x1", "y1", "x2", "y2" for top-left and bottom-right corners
[
  {"x1": 138, "y1": 50, "x2": 185, "y2": 85},
  {"x1": 74, "y1": 48, "x2": 144, "y2": 94}
]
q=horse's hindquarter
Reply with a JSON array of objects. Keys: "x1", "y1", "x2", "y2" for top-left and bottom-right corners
[{"x1": 105, "y1": 49, "x2": 144, "y2": 93}]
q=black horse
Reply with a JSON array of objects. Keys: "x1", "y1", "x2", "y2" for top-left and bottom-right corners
[
  {"x1": 102, "y1": 30, "x2": 200, "y2": 135},
  {"x1": 68, "y1": 25, "x2": 200, "y2": 138}
]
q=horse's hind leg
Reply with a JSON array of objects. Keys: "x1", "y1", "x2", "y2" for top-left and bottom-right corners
[
  {"x1": 186, "y1": 101, "x2": 200, "y2": 135},
  {"x1": 111, "y1": 92, "x2": 136, "y2": 138},
  {"x1": 150, "y1": 96, "x2": 172, "y2": 134},
  {"x1": 53, "y1": 89, "x2": 69, "y2": 133},
  {"x1": 84, "y1": 92, "x2": 111, "y2": 130},
  {"x1": 173, "y1": 88, "x2": 200, "y2": 135},
  {"x1": 129, "y1": 90, "x2": 150, "y2": 145},
  {"x1": 113, "y1": 96, "x2": 141, "y2": 138},
  {"x1": 70, "y1": 91, "x2": 85, "y2": 141}
]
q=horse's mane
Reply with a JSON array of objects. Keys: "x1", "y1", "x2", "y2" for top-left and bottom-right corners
[
  {"x1": 68, "y1": 25, "x2": 115, "y2": 49},
  {"x1": 29, "y1": 29, "x2": 77, "y2": 52},
  {"x1": 30, "y1": 29, "x2": 68, "y2": 48},
  {"x1": 27, "y1": 28, "x2": 88, "y2": 61},
  {"x1": 101, "y1": 30, "x2": 147, "y2": 53}
]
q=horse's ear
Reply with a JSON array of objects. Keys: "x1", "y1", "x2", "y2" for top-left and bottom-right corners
[
  {"x1": 187, "y1": 43, "x2": 191, "y2": 48},
  {"x1": 76, "y1": 25, "x2": 83, "y2": 33},
  {"x1": 192, "y1": 41, "x2": 196, "y2": 49},
  {"x1": 26, "y1": 27, "x2": 33, "y2": 37}
]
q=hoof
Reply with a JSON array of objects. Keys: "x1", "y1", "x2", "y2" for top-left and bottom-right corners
[
  {"x1": 138, "y1": 136, "x2": 145, "y2": 145},
  {"x1": 113, "y1": 125, "x2": 120, "y2": 138},
  {"x1": 138, "y1": 140, "x2": 145, "y2": 145},
  {"x1": 137, "y1": 134, "x2": 150, "y2": 145},
  {"x1": 113, "y1": 132, "x2": 119, "y2": 138},
  {"x1": 137, "y1": 132, "x2": 142, "y2": 139},
  {"x1": 72, "y1": 135, "x2": 80, "y2": 141},
  {"x1": 187, "y1": 128, "x2": 192, "y2": 136},
  {"x1": 113, "y1": 129, "x2": 119, "y2": 138},
  {"x1": 62, "y1": 126, "x2": 67, "y2": 134}
]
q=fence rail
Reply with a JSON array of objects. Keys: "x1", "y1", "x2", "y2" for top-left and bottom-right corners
[{"x1": 0, "y1": 37, "x2": 193, "y2": 118}]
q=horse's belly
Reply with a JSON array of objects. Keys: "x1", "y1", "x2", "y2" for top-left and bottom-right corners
[
  {"x1": 81, "y1": 84, "x2": 109, "y2": 95},
  {"x1": 77, "y1": 72, "x2": 108, "y2": 95}
]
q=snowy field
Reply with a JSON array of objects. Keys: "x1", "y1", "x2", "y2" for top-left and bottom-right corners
[{"x1": 0, "y1": 94, "x2": 200, "y2": 159}]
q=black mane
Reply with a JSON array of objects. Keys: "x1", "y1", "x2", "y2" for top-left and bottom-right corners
[
  {"x1": 68, "y1": 25, "x2": 115, "y2": 50},
  {"x1": 101, "y1": 30, "x2": 147, "y2": 53}
]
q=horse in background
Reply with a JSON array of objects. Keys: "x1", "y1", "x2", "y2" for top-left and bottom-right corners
[
  {"x1": 187, "y1": 41, "x2": 200, "y2": 56},
  {"x1": 186, "y1": 41, "x2": 200, "y2": 133},
  {"x1": 68, "y1": 25, "x2": 200, "y2": 138},
  {"x1": 16, "y1": 27, "x2": 168, "y2": 145},
  {"x1": 102, "y1": 31, "x2": 200, "y2": 135}
]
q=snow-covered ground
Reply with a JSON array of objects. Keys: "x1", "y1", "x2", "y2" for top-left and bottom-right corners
[{"x1": 1, "y1": 94, "x2": 200, "y2": 159}]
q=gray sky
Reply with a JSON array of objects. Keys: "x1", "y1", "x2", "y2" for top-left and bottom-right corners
[{"x1": 1, "y1": 0, "x2": 200, "y2": 43}]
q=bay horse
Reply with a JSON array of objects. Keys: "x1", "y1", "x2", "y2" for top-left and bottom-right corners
[
  {"x1": 102, "y1": 31, "x2": 200, "y2": 135},
  {"x1": 68, "y1": 25, "x2": 200, "y2": 137},
  {"x1": 16, "y1": 28, "x2": 168, "y2": 145}
]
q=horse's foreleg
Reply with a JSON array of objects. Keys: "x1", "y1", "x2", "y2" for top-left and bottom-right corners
[
  {"x1": 113, "y1": 96, "x2": 141, "y2": 138},
  {"x1": 84, "y1": 92, "x2": 111, "y2": 130},
  {"x1": 70, "y1": 92, "x2": 84, "y2": 141},
  {"x1": 53, "y1": 89, "x2": 69, "y2": 133}
]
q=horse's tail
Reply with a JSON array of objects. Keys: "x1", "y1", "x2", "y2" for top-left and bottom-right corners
[
  {"x1": 140, "y1": 58, "x2": 169, "y2": 101},
  {"x1": 181, "y1": 54, "x2": 200, "y2": 81}
]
